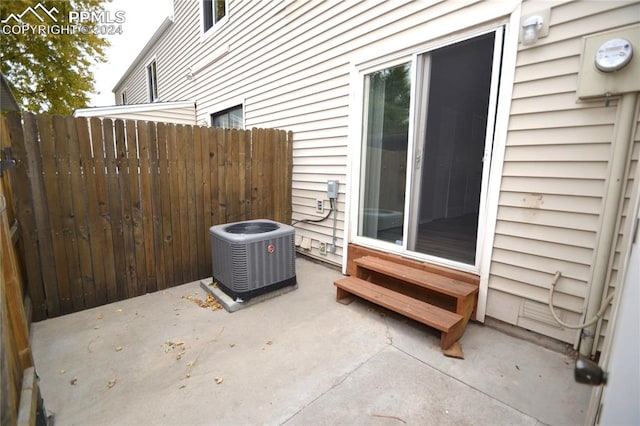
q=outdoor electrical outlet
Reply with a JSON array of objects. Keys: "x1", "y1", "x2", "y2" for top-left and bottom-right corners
[
  {"x1": 319, "y1": 242, "x2": 327, "y2": 255},
  {"x1": 316, "y1": 199, "x2": 324, "y2": 213}
]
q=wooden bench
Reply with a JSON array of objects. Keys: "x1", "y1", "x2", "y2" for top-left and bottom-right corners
[{"x1": 334, "y1": 255, "x2": 479, "y2": 350}]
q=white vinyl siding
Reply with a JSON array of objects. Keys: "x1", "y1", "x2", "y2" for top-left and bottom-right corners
[
  {"x1": 92, "y1": 107, "x2": 195, "y2": 124},
  {"x1": 485, "y1": 0, "x2": 640, "y2": 343},
  {"x1": 74, "y1": 102, "x2": 196, "y2": 125}
]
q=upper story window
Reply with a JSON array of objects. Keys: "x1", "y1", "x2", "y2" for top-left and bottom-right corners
[
  {"x1": 147, "y1": 60, "x2": 158, "y2": 102},
  {"x1": 211, "y1": 105, "x2": 243, "y2": 129},
  {"x1": 203, "y1": 0, "x2": 227, "y2": 33},
  {"x1": 120, "y1": 89, "x2": 127, "y2": 105}
]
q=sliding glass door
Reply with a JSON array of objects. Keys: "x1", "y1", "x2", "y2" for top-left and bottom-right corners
[{"x1": 357, "y1": 29, "x2": 503, "y2": 268}]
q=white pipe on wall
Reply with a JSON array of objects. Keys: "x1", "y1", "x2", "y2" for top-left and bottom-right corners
[{"x1": 580, "y1": 93, "x2": 638, "y2": 357}]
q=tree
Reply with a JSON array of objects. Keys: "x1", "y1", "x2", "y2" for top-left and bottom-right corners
[{"x1": 0, "y1": 0, "x2": 110, "y2": 114}]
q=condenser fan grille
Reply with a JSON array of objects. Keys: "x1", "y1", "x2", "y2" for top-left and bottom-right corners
[{"x1": 224, "y1": 221, "x2": 280, "y2": 234}]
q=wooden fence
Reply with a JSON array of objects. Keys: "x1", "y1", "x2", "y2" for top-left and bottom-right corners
[{"x1": 2, "y1": 112, "x2": 292, "y2": 320}]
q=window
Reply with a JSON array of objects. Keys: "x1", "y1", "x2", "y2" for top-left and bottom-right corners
[
  {"x1": 120, "y1": 89, "x2": 127, "y2": 105},
  {"x1": 147, "y1": 60, "x2": 158, "y2": 102},
  {"x1": 203, "y1": 0, "x2": 226, "y2": 33},
  {"x1": 211, "y1": 105, "x2": 243, "y2": 129}
]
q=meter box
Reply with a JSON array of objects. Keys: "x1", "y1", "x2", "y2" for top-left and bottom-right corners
[{"x1": 577, "y1": 24, "x2": 640, "y2": 99}]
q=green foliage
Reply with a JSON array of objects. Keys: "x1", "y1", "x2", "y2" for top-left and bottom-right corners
[
  {"x1": 368, "y1": 64, "x2": 411, "y2": 142},
  {"x1": 1, "y1": 0, "x2": 110, "y2": 114}
]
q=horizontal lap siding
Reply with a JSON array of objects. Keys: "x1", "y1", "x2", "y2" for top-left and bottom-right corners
[
  {"x1": 486, "y1": 0, "x2": 640, "y2": 343},
  {"x1": 82, "y1": 107, "x2": 196, "y2": 125}
]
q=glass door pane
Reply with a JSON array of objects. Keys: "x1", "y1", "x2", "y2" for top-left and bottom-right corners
[
  {"x1": 412, "y1": 32, "x2": 497, "y2": 264},
  {"x1": 358, "y1": 63, "x2": 411, "y2": 244}
]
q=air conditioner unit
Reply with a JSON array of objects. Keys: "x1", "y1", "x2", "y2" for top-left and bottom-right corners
[{"x1": 209, "y1": 219, "x2": 296, "y2": 301}]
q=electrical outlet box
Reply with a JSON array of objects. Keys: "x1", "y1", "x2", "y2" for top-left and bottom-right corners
[
  {"x1": 327, "y1": 180, "x2": 339, "y2": 199},
  {"x1": 316, "y1": 199, "x2": 324, "y2": 213},
  {"x1": 319, "y1": 242, "x2": 327, "y2": 255}
]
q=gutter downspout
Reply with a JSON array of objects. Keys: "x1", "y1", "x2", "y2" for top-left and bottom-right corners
[{"x1": 580, "y1": 93, "x2": 638, "y2": 357}]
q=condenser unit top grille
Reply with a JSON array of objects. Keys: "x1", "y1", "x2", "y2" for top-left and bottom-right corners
[{"x1": 225, "y1": 221, "x2": 279, "y2": 234}]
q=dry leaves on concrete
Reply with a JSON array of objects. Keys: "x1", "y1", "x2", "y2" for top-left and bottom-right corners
[
  {"x1": 185, "y1": 359, "x2": 198, "y2": 378},
  {"x1": 163, "y1": 340, "x2": 187, "y2": 360},
  {"x1": 182, "y1": 293, "x2": 223, "y2": 311}
]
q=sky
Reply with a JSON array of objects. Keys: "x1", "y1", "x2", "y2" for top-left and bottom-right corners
[{"x1": 89, "y1": 0, "x2": 174, "y2": 107}]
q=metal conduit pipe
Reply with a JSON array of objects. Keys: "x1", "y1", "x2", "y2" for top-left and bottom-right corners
[{"x1": 579, "y1": 92, "x2": 638, "y2": 357}]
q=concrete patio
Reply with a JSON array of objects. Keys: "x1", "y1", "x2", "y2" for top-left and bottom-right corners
[{"x1": 31, "y1": 256, "x2": 591, "y2": 425}]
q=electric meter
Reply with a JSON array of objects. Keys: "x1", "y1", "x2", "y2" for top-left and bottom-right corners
[{"x1": 595, "y1": 38, "x2": 633, "y2": 72}]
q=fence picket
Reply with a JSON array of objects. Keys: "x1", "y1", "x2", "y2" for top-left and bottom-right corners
[
  {"x1": 251, "y1": 128, "x2": 263, "y2": 219},
  {"x1": 89, "y1": 117, "x2": 118, "y2": 303},
  {"x1": 156, "y1": 123, "x2": 174, "y2": 288},
  {"x1": 176, "y1": 125, "x2": 191, "y2": 282},
  {"x1": 76, "y1": 117, "x2": 108, "y2": 307},
  {"x1": 285, "y1": 131, "x2": 293, "y2": 223},
  {"x1": 227, "y1": 130, "x2": 240, "y2": 223},
  {"x1": 103, "y1": 119, "x2": 128, "y2": 301},
  {"x1": 5, "y1": 115, "x2": 292, "y2": 318},
  {"x1": 114, "y1": 119, "x2": 137, "y2": 299},
  {"x1": 66, "y1": 116, "x2": 96, "y2": 309},
  {"x1": 263, "y1": 130, "x2": 275, "y2": 219},
  {"x1": 167, "y1": 124, "x2": 183, "y2": 285},
  {"x1": 184, "y1": 126, "x2": 197, "y2": 282},
  {"x1": 193, "y1": 125, "x2": 206, "y2": 278},
  {"x1": 147, "y1": 122, "x2": 164, "y2": 292},
  {"x1": 137, "y1": 120, "x2": 156, "y2": 294},
  {"x1": 201, "y1": 126, "x2": 213, "y2": 276}
]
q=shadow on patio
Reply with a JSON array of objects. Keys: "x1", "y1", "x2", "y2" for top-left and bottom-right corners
[{"x1": 32, "y1": 256, "x2": 590, "y2": 425}]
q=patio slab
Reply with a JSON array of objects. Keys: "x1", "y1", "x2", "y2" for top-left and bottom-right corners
[{"x1": 31, "y1": 256, "x2": 591, "y2": 425}]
